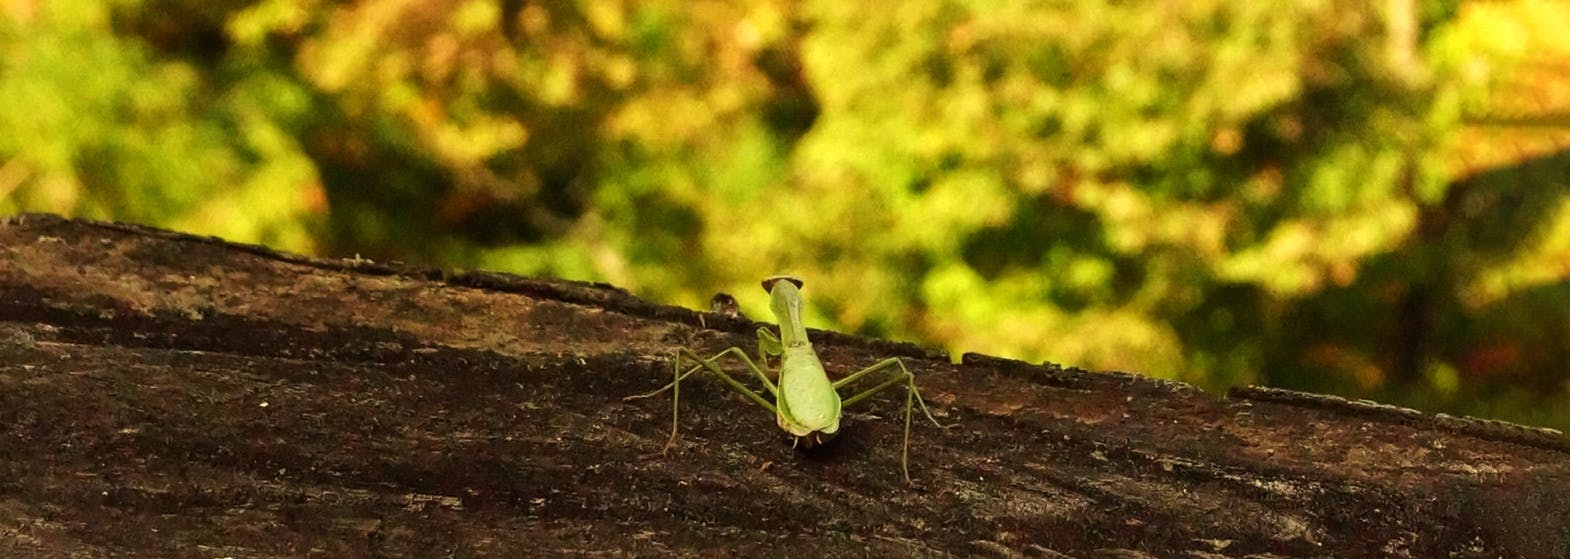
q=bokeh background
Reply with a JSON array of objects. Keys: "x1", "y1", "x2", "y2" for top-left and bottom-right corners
[{"x1": 3, "y1": 0, "x2": 1569, "y2": 430}]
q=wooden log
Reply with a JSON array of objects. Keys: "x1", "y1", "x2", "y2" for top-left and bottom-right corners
[{"x1": 1, "y1": 213, "x2": 1566, "y2": 557}]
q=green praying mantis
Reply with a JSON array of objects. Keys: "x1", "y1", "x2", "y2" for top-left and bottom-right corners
[{"x1": 625, "y1": 275, "x2": 953, "y2": 483}]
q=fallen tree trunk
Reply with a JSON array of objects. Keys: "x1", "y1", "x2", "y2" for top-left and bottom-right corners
[{"x1": 0, "y1": 213, "x2": 1566, "y2": 558}]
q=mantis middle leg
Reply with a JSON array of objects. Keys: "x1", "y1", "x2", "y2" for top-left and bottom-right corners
[
  {"x1": 835, "y1": 357, "x2": 953, "y2": 483},
  {"x1": 623, "y1": 346, "x2": 779, "y2": 453}
]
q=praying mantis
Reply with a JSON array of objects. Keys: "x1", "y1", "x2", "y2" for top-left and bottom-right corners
[{"x1": 624, "y1": 275, "x2": 952, "y2": 483}]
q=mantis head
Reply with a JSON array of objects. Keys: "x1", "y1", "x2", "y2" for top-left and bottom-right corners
[{"x1": 760, "y1": 275, "x2": 804, "y2": 292}]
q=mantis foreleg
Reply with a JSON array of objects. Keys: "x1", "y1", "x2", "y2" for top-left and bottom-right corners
[{"x1": 755, "y1": 326, "x2": 784, "y2": 374}]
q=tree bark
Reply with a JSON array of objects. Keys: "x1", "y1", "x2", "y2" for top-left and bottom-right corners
[{"x1": 1, "y1": 213, "x2": 1567, "y2": 558}]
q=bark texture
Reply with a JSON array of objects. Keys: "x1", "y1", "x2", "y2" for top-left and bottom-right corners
[{"x1": 1, "y1": 213, "x2": 1567, "y2": 558}]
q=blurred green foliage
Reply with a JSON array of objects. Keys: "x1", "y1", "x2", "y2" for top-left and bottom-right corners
[{"x1": 4, "y1": 0, "x2": 1570, "y2": 430}]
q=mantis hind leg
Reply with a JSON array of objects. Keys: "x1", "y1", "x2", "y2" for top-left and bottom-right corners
[
  {"x1": 623, "y1": 347, "x2": 779, "y2": 454},
  {"x1": 835, "y1": 358, "x2": 954, "y2": 483}
]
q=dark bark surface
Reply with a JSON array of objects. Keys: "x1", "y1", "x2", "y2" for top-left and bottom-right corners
[{"x1": 1, "y1": 213, "x2": 1567, "y2": 558}]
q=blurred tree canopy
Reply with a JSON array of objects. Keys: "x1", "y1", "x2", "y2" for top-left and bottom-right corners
[{"x1": 3, "y1": 0, "x2": 1569, "y2": 429}]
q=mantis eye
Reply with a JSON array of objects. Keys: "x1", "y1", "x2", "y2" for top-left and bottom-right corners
[{"x1": 761, "y1": 275, "x2": 805, "y2": 292}]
